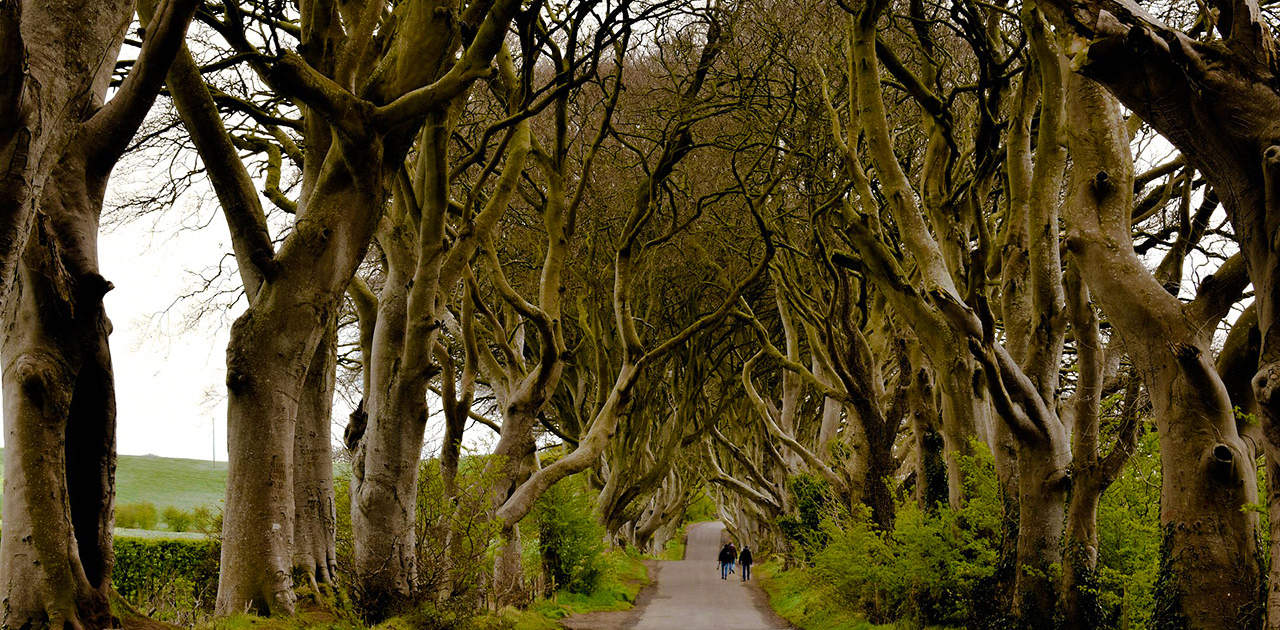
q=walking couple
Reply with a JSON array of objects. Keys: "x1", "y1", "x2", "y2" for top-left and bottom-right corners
[{"x1": 717, "y1": 542, "x2": 753, "y2": 581}]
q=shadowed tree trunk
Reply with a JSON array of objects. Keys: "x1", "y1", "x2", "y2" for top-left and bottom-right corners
[
  {"x1": 2, "y1": 213, "x2": 117, "y2": 630},
  {"x1": 0, "y1": 2, "x2": 197, "y2": 626}
]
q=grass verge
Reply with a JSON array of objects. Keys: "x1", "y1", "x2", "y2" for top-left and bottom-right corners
[
  {"x1": 475, "y1": 548, "x2": 649, "y2": 630},
  {"x1": 659, "y1": 526, "x2": 687, "y2": 561},
  {"x1": 758, "y1": 561, "x2": 903, "y2": 630}
]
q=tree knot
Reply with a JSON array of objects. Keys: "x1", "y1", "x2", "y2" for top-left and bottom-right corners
[
  {"x1": 1208, "y1": 442, "x2": 1237, "y2": 482},
  {"x1": 1251, "y1": 362, "x2": 1280, "y2": 407},
  {"x1": 1090, "y1": 171, "x2": 1114, "y2": 199}
]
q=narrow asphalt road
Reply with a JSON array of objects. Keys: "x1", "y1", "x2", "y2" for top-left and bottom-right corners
[{"x1": 563, "y1": 521, "x2": 792, "y2": 629}]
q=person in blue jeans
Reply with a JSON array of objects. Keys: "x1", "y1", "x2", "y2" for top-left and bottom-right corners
[{"x1": 718, "y1": 543, "x2": 736, "y2": 579}]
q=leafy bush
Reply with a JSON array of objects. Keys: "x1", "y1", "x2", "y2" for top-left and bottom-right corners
[
  {"x1": 767, "y1": 443, "x2": 1002, "y2": 627},
  {"x1": 191, "y1": 506, "x2": 217, "y2": 534},
  {"x1": 161, "y1": 506, "x2": 193, "y2": 532},
  {"x1": 159, "y1": 505, "x2": 215, "y2": 533},
  {"x1": 113, "y1": 536, "x2": 220, "y2": 625},
  {"x1": 533, "y1": 474, "x2": 605, "y2": 595},
  {"x1": 335, "y1": 455, "x2": 503, "y2": 621},
  {"x1": 777, "y1": 474, "x2": 838, "y2": 560},
  {"x1": 1095, "y1": 430, "x2": 1162, "y2": 629},
  {"x1": 115, "y1": 502, "x2": 159, "y2": 530}
]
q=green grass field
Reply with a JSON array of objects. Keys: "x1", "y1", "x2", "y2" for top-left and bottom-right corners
[
  {"x1": 0, "y1": 448, "x2": 227, "y2": 516},
  {"x1": 114, "y1": 454, "x2": 228, "y2": 511}
]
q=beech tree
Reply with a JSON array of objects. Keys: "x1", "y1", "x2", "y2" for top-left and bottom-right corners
[
  {"x1": 1026, "y1": 0, "x2": 1280, "y2": 623},
  {"x1": 1062, "y1": 75, "x2": 1260, "y2": 628},
  {"x1": 337, "y1": 3, "x2": 639, "y2": 605},
  {"x1": 138, "y1": 0, "x2": 532, "y2": 615},
  {"x1": 0, "y1": 1, "x2": 198, "y2": 627},
  {"x1": 489, "y1": 26, "x2": 777, "y2": 540}
]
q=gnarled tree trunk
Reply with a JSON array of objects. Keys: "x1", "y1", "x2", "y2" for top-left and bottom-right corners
[
  {"x1": 1, "y1": 212, "x2": 116, "y2": 630},
  {"x1": 1064, "y1": 75, "x2": 1262, "y2": 629},
  {"x1": 1, "y1": 2, "x2": 197, "y2": 624}
]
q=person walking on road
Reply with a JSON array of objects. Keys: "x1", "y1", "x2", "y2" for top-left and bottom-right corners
[
  {"x1": 738, "y1": 545, "x2": 753, "y2": 581},
  {"x1": 718, "y1": 543, "x2": 736, "y2": 580}
]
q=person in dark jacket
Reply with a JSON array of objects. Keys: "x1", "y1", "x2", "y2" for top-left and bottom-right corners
[
  {"x1": 718, "y1": 543, "x2": 736, "y2": 580},
  {"x1": 738, "y1": 546, "x2": 753, "y2": 581}
]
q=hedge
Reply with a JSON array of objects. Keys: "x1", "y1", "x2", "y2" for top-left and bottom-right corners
[{"x1": 113, "y1": 536, "x2": 220, "y2": 611}]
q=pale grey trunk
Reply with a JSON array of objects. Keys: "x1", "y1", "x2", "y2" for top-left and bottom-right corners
[{"x1": 293, "y1": 318, "x2": 338, "y2": 590}]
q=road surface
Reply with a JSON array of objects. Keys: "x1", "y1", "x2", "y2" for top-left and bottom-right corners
[{"x1": 563, "y1": 521, "x2": 792, "y2": 630}]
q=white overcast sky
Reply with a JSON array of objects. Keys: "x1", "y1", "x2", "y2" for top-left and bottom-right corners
[{"x1": 1, "y1": 197, "x2": 488, "y2": 462}]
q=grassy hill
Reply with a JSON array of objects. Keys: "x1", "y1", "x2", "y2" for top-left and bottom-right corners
[
  {"x1": 0, "y1": 449, "x2": 227, "y2": 512},
  {"x1": 114, "y1": 454, "x2": 227, "y2": 511}
]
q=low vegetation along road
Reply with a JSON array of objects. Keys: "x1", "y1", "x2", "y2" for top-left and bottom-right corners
[{"x1": 565, "y1": 521, "x2": 791, "y2": 630}]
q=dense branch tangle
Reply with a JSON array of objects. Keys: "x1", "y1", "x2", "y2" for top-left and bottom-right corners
[{"x1": 4, "y1": 0, "x2": 1276, "y2": 628}]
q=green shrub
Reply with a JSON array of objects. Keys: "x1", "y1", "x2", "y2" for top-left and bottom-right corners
[
  {"x1": 1095, "y1": 430, "x2": 1162, "y2": 629},
  {"x1": 336, "y1": 456, "x2": 503, "y2": 621},
  {"x1": 113, "y1": 536, "x2": 220, "y2": 624},
  {"x1": 776, "y1": 442, "x2": 1002, "y2": 627},
  {"x1": 777, "y1": 474, "x2": 838, "y2": 560},
  {"x1": 116, "y1": 502, "x2": 159, "y2": 530},
  {"x1": 533, "y1": 474, "x2": 604, "y2": 595},
  {"x1": 190, "y1": 506, "x2": 216, "y2": 534},
  {"x1": 162, "y1": 506, "x2": 194, "y2": 532}
]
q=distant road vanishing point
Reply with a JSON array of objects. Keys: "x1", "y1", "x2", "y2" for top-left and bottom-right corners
[{"x1": 564, "y1": 521, "x2": 793, "y2": 630}]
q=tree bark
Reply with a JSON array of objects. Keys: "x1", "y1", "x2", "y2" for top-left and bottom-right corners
[
  {"x1": 293, "y1": 317, "x2": 338, "y2": 591},
  {"x1": 1026, "y1": 0, "x2": 1280, "y2": 623},
  {"x1": 1, "y1": 211, "x2": 115, "y2": 630},
  {"x1": 218, "y1": 150, "x2": 386, "y2": 615},
  {"x1": 350, "y1": 243, "x2": 421, "y2": 607},
  {"x1": 1063, "y1": 75, "x2": 1262, "y2": 629},
  {"x1": 908, "y1": 364, "x2": 947, "y2": 511},
  {"x1": 0, "y1": 0, "x2": 134, "y2": 298},
  {"x1": 0, "y1": 3, "x2": 196, "y2": 625},
  {"x1": 1011, "y1": 440, "x2": 1068, "y2": 626}
]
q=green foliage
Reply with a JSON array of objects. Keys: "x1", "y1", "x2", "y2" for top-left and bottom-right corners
[
  {"x1": 1096, "y1": 430, "x2": 1162, "y2": 629},
  {"x1": 193, "y1": 506, "x2": 218, "y2": 534},
  {"x1": 765, "y1": 443, "x2": 1003, "y2": 627},
  {"x1": 475, "y1": 549, "x2": 649, "y2": 630},
  {"x1": 162, "y1": 504, "x2": 199, "y2": 530},
  {"x1": 814, "y1": 446, "x2": 1000, "y2": 626},
  {"x1": 758, "y1": 561, "x2": 915, "y2": 630},
  {"x1": 777, "y1": 473, "x2": 838, "y2": 560},
  {"x1": 335, "y1": 455, "x2": 502, "y2": 620},
  {"x1": 683, "y1": 490, "x2": 717, "y2": 523},
  {"x1": 380, "y1": 601, "x2": 481, "y2": 630},
  {"x1": 761, "y1": 431, "x2": 1194, "y2": 630},
  {"x1": 532, "y1": 473, "x2": 605, "y2": 595},
  {"x1": 113, "y1": 535, "x2": 220, "y2": 625},
  {"x1": 414, "y1": 457, "x2": 503, "y2": 600},
  {"x1": 116, "y1": 501, "x2": 159, "y2": 530}
]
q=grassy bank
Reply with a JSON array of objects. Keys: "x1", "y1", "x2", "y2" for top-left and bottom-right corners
[
  {"x1": 189, "y1": 548, "x2": 649, "y2": 630},
  {"x1": 660, "y1": 525, "x2": 688, "y2": 560},
  {"x1": 0, "y1": 449, "x2": 227, "y2": 512},
  {"x1": 475, "y1": 548, "x2": 649, "y2": 630},
  {"x1": 758, "y1": 562, "x2": 955, "y2": 630}
]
